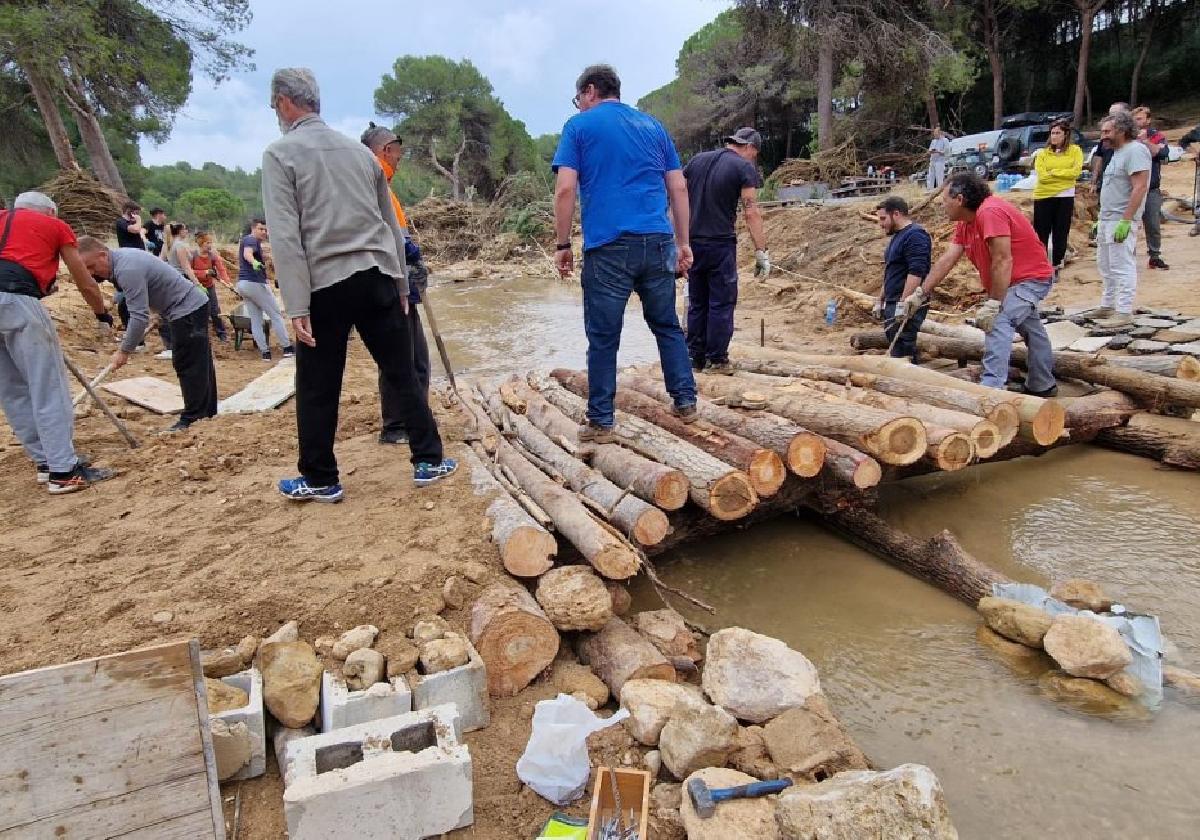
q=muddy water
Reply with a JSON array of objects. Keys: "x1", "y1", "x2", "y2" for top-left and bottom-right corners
[{"x1": 430, "y1": 275, "x2": 1200, "y2": 838}]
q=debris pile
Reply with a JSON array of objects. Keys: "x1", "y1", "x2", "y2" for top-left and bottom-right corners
[{"x1": 38, "y1": 169, "x2": 123, "y2": 238}]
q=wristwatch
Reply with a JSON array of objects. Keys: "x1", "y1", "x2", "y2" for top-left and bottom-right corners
[{"x1": 555, "y1": 242, "x2": 571, "y2": 251}]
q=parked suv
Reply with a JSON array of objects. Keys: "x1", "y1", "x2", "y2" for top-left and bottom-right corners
[
  {"x1": 994, "y1": 112, "x2": 1094, "y2": 171},
  {"x1": 947, "y1": 148, "x2": 998, "y2": 180}
]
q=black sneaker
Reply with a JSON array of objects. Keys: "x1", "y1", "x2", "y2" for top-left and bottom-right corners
[
  {"x1": 1020, "y1": 384, "x2": 1059, "y2": 398},
  {"x1": 48, "y1": 463, "x2": 115, "y2": 495},
  {"x1": 165, "y1": 419, "x2": 193, "y2": 433},
  {"x1": 261, "y1": 350, "x2": 272, "y2": 361},
  {"x1": 282, "y1": 345, "x2": 295, "y2": 358},
  {"x1": 1148, "y1": 257, "x2": 1169, "y2": 270},
  {"x1": 691, "y1": 358, "x2": 706, "y2": 372},
  {"x1": 37, "y1": 455, "x2": 91, "y2": 484},
  {"x1": 379, "y1": 429, "x2": 410, "y2": 445},
  {"x1": 707, "y1": 361, "x2": 735, "y2": 376}
]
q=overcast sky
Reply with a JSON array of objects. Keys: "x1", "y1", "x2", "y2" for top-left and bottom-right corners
[{"x1": 139, "y1": 0, "x2": 730, "y2": 171}]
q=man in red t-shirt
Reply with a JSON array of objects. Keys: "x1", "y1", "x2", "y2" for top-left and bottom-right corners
[
  {"x1": 901, "y1": 173, "x2": 1057, "y2": 396},
  {"x1": 0, "y1": 191, "x2": 116, "y2": 494}
]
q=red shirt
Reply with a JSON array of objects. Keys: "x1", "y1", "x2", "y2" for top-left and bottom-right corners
[
  {"x1": 952, "y1": 196, "x2": 1053, "y2": 294},
  {"x1": 0, "y1": 209, "x2": 77, "y2": 294},
  {"x1": 191, "y1": 249, "x2": 230, "y2": 289}
]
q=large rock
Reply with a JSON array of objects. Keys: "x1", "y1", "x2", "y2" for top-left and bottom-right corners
[
  {"x1": 1049, "y1": 579, "x2": 1113, "y2": 613},
  {"x1": 976, "y1": 597, "x2": 1053, "y2": 648},
  {"x1": 702, "y1": 628, "x2": 821, "y2": 723},
  {"x1": 1038, "y1": 671, "x2": 1145, "y2": 718},
  {"x1": 974, "y1": 626, "x2": 1051, "y2": 679},
  {"x1": 1068, "y1": 336, "x2": 1111, "y2": 353},
  {"x1": 378, "y1": 636, "x2": 420, "y2": 678},
  {"x1": 342, "y1": 648, "x2": 385, "y2": 690},
  {"x1": 620, "y1": 678, "x2": 706, "y2": 746},
  {"x1": 1164, "y1": 665, "x2": 1200, "y2": 697},
  {"x1": 534, "y1": 565, "x2": 613, "y2": 631},
  {"x1": 205, "y1": 677, "x2": 249, "y2": 714},
  {"x1": 202, "y1": 648, "x2": 246, "y2": 678},
  {"x1": 775, "y1": 764, "x2": 957, "y2": 840},
  {"x1": 263, "y1": 620, "x2": 299, "y2": 646},
  {"x1": 419, "y1": 633, "x2": 470, "y2": 674},
  {"x1": 1042, "y1": 614, "x2": 1131, "y2": 679},
  {"x1": 552, "y1": 661, "x2": 609, "y2": 708},
  {"x1": 681, "y1": 767, "x2": 781, "y2": 840},
  {"x1": 331, "y1": 624, "x2": 378, "y2": 661},
  {"x1": 659, "y1": 703, "x2": 739, "y2": 779},
  {"x1": 260, "y1": 641, "x2": 323, "y2": 728},
  {"x1": 729, "y1": 725, "x2": 780, "y2": 780},
  {"x1": 762, "y1": 694, "x2": 869, "y2": 781},
  {"x1": 634, "y1": 609, "x2": 701, "y2": 662}
]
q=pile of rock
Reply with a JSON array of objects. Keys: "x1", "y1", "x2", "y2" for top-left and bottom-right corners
[{"x1": 1044, "y1": 307, "x2": 1200, "y2": 356}]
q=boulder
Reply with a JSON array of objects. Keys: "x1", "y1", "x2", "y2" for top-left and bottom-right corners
[
  {"x1": 331, "y1": 624, "x2": 378, "y2": 661},
  {"x1": 378, "y1": 636, "x2": 420, "y2": 678},
  {"x1": 412, "y1": 615, "x2": 450, "y2": 644},
  {"x1": 729, "y1": 725, "x2": 780, "y2": 780},
  {"x1": 659, "y1": 703, "x2": 739, "y2": 779},
  {"x1": 202, "y1": 648, "x2": 246, "y2": 679},
  {"x1": 634, "y1": 609, "x2": 701, "y2": 662},
  {"x1": 342, "y1": 648, "x2": 386, "y2": 690},
  {"x1": 236, "y1": 635, "x2": 260, "y2": 665},
  {"x1": 775, "y1": 764, "x2": 957, "y2": 840},
  {"x1": 976, "y1": 597, "x2": 1053, "y2": 648},
  {"x1": 552, "y1": 661, "x2": 610, "y2": 708},
  {"x1": 1105, "y1": 670, "x2": 1143, "y2": 698},
  {"x1": 263, "y1": 620, "x2": 299, "y2": 646},
  {"x1": 259, "y1": 641, "x2": 322, "y2": 728},
  {"x1": 620, "y1": 678, "x2": 707, "y2": 746},
  {"x1": 1042, "y1": 614, "x2": 1131, "y2": 679},
  {"x1": 535, "y1": 565, "x2": 613, "y2": 631},
  {"x1": 442, "y1": 575, "x2": 470, "y2": 610},
  {"x1": 644, "y1": 749, "x2": 662, "y2": 778},
  {"x1": 205, "y1": 677, "x2": 249, "y2": 713},
  {"x1": 974, "y1": 626, "x2": 1051, "y2": 678},
  {"x1": 419, "y1": 633, "x2": 470, "y2": 674},
  {"x1": 210, "y1": 718, "x2": 252, "y2": 781},
  {"x1": 702, "y1": 628, "x2": 821, "y2": 723},
  {"x1": 762, "y1": 694, "x2": 869, "y2": 781},
  {"x1": 1038, "y1": 671, "x2": 1143, "y2": 717},
  {"x1": 681, "y1": 767, "x2": 780, "y2": 840},
  {"x1": 1049, "y1": 579, "x2": 1113, "y2": 613}
]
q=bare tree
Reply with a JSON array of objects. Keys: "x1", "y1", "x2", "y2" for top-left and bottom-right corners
[
  {"x1": 1071, "y1": 0, "x2": 1107, "y2": 127},
  {"x1": 1129, "y1": 0, "x2": 1158, "y2": 106}
]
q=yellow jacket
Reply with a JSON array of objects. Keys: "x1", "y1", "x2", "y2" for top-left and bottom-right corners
[
  {"x1": 1032, "y1": 144, "x2": 1083, "y2": 199},
  {"x1": 376, "y1": 155, "x2": 409, "y2": 229}
]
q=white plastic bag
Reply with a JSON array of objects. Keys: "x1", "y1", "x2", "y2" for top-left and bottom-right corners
[{"x1": 516, "y1": 693, "x2": 630, "y2": 805}]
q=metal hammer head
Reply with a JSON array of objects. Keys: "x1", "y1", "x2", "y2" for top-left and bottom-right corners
[{"x1": 686, "y1": 777, "x2": 716, "y2": 819}]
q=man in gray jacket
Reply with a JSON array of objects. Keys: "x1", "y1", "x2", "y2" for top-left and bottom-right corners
[
  {"x1": 79, "y1": 239, "x2": 216, "y2": 431},
  {"x1": 262, "y1": 68, "x2": 455, "y2": 502}
]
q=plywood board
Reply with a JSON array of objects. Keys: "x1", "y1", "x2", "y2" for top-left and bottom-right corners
[
  {"x1": 0, "y1": 640, "x2": 225, "y2": 839},
  {"x1": 219, "y1": 358, "x2": 296, "y2": 414},
  {"x1": 102, "y1": 376, "x2": 184, "y2": 414}
]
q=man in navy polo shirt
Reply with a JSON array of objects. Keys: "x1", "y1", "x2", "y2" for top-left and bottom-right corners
[
  {"x1": 551, "y1": 64, "x2": 697, "y2": 442},
  {"x1": 873, "y1": 196, "x2": 932, "y2": 361}
]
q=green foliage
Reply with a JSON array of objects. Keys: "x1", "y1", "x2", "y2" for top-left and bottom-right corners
[
  {"x1": 534, "y1": 133, "x2": 560, "y2": 169},
  {"x1": 175, "y1": 187, "x2": 243, "y2": 236},
  {"x1": 138, "y1": 162, "x2": 262, "y2": 224}
]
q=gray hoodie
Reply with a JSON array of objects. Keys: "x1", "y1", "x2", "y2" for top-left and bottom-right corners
[{"x1": 110, "y1": 248, "x2": 207, "y2": 353}]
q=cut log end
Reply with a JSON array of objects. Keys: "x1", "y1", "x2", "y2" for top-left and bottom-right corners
[
  {"x1": 1030, "y1": 399, "x2": 1068, "y2": 447},
  {"x1": 593, "y1": 544, "x2": 642, "y2": 580},
  {"x1": 632, "y1": 508, "x2": 672, "y2": 548},
  {"x1": 874, "y1": 417, "x2": 927, "y2": 466},
  {"x1": 788, "y1": 433, "x2": 827, "y2": 478},
  {"x1": 707, "y1": 472, "x2": 759, "y2": 521},
  {"x1": 929, "y1": 432, "x2": 975, "y2": 472},
  {"x1": 748, "y1": 450, "x2": 787, "y2": 497},
  {"x1": 986, "y1": 403, "x2": 1021, "y2": 445},
  {"x1": 470, "y1": 585, "x2": 561, "y2": 697},
  {"x1": 652, "y1": 470, "x2": 691, "y2": 511},
  {"x1": 1179, "y1": 356, "x2": 1200, "y2": 382},
  {"x1": 501, "y1": 528, "x2": 557, "y2": 578},
  {"x1": 970, "y1": 421, "x2": 1003, "y2": 459},
  {"x1": 853, "y1": 457, "x2": 883, "y2": 489}
]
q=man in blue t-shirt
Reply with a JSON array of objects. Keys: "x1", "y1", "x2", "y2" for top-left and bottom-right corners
[
  {"x1": 683, "y1": 128, "x2": 767, "y2": 374},
  {"x1": 551, "y1": 64, "x2": 697, "y2": 441},
  {"x1": 873, "y1": 196, "x2": 932, "y2": 361}
]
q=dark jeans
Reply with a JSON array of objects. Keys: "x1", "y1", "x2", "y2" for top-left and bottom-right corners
[
  {"x1": 686, "y1": 239, "x2": 738, "y2": 365},
  {"x1": 882, "y1": 301, "x2": 929, "y2": 362},
  {"x1": 297, "y1": 267, "x2": 442, "y2": 485},
  {"x1": 1032, "y1": 196, "x2": 1074, "y2": 268},
  {"x1": 205, "y1": 286, "x2": 227, "y2": 339},
  {"x1": 170, "y1": 304, "x2": 218, "y2": 424},
  {"x1": 581, "y1": 233, "x2": 696, "y2": 428},
  {"x1": 380, "y1": 301, "x2": 430, "y2": 433}
]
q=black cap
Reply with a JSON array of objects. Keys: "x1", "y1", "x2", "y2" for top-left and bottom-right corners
[{"x1": 726, "y1": 127, "x2": 762, "y2": 149}]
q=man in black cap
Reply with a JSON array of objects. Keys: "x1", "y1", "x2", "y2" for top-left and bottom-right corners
[{"x1": 682, "y1": 127, "x2": 768, "y2": 373}]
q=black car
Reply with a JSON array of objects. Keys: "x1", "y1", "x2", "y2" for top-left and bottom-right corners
[{"x1": 994, "y1": 112, "x2": 1094, "y2": 170}]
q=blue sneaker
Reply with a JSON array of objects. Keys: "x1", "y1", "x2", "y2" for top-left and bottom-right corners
[
  {"x1": 413, "y1": 458, "x2": 458, "y2": 487},
  {"x1": 277, "y1": 476, "x2": 344, "y2": 503}
]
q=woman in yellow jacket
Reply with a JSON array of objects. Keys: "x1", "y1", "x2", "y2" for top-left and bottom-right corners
[{"x1": 1032, "y1": 119, "x2": 1084, "y2": 269}]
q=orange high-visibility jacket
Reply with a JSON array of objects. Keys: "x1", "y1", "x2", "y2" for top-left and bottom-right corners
[{"x1": 376, "y1": 155, "x2": 409, "y2": 229}]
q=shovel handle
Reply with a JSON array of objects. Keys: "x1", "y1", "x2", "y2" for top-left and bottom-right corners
[{"x1": 712, "y1": 778, "x2": 793, "y2": 803}]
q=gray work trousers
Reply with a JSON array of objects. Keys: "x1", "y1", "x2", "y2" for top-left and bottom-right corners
[
  {"x1": 235, "y1": 280, "x2": 291, "y2": 352},
  {"x1": 1143, "y1": 188, "x2": 1163, "y2": 259},
  {"x1": 0, "y1": 292, "x2": 78, "y2": 472},
  {"x1": 981, "y1": 279, "x2": 1056, "y2": 393}
]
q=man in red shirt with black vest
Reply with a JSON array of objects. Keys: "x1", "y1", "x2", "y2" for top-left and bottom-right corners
[
  {"x1": 901, "y1": 173, "x2": 1057, "y2": 396},
  {"x1": 0, "y1": 191, "x2": 116, "y2": 493}
]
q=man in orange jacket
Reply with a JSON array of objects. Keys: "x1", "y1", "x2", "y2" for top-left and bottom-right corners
[{"x1": 361, "y1": 123, "x2": 432, "y2": 445}]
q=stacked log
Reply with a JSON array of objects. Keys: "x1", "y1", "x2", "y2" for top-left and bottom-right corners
[
  {"x1": 1095, "y1": 413, "x2": 1200, "y2": 470},
  {"x1": 463, "y1": 447, "x2": 557, "y2": 577}
]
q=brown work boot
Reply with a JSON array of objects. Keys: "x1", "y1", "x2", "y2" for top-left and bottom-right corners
[
  {"x1": 1088, "y1": 306, "x2": 1114, "y2": 319},
  {"x1": 672, "y1": 403, "x2": 699, "y2": 424},
  {"x1": 707, "y1": 361, "x2": 735, "y2": 376},
  {"x1": 578, "y1": 422, "x2": 616, "y2": 445},
  {"x1": 1094, "y1": 313, "x2": 1133, "y2": 328}
]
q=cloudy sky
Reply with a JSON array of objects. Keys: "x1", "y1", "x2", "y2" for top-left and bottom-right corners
[{"x1": 140, "y1": 0, "x2": 730, "y2": 171}]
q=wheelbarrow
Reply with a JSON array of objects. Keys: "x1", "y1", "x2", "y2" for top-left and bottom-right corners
[{"x1": 226, "y1": 302, "x2": 271, "y2": 351}]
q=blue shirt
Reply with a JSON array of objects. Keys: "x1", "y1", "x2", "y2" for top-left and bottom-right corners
[
  {"x1": 238, "y1": 234, "x2": 266, "y2": 283},
  {"x1": 552, "y1": 101, "x2": 681, "y2": 251},
  {"x1": 882, "y1": 223, "x2": 932, "y2": 301}
]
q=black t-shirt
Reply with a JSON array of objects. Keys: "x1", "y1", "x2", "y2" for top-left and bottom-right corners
[
  {"x1": 115, "y1": 216, "x2": 144, "y2": 249},
  {"x1": 143, "y1": 220, "x2": 165, "y2": 255},
  {"x1": 1094, "y1": 140, "x2": 1115, "y2": 193},
  {"x1": 683, "y1": 149, "x2": 763, "y2": 241}
]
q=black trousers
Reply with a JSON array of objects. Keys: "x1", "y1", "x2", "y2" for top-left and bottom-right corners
[
  {"x1": 380, "y1": 301, "x2": 431, "y2": 433},
  {"x1": 882, "y1": 301, "x2": 929, "y2": 362},
  {"x1": 170, "y1": 304, "x2": 218, "y2": 423},
  {"x1": 297, "y1": 267, "x2": 443, "y2": 485},
  {"x1": 1032, "y1": 196, "x2": 1074, "y2": 268},
  {"x1": 205, "y1": 285, "x2": 227, "y2": 338}
]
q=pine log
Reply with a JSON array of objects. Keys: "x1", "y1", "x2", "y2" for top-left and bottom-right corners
[
  {"x1": 463, "y1": 446, "x2": 557, "y2": 577},
  {"x1": 535, "y1": 379, "x2": 759, "y2": 522},
  {"x1": 470, "y1": 584, "x2": 560, "y2": 697},
  {"x1": 551, "y1": 368, "x2": 787, "y2": 498},
  {"x1": 920, "y1": 320, "x2": 990, "y2": 342},
  {"x1": 1060, "y1": 390, "x2": 1141, "y2": 439},
  {"x1": 694, "y1": 374, "x2": 928, "y2": 466},
  {"x1": 1095, "y1": 413, "x2": 1200, "y2": 470},
  {"x1": 820, "y1": 507, "x2": 1012, "y2": 606},
  {"x1": 576, "y1": 616, "x2": 675, "y2": 697},
  {"x1": 507, "y1": 380, "x2": 690, "y2": 511},
  {"x1": 478, "y1": 385, "x2": 671, "y2": 547},
  {"x1": 461, "y1": 390, "x2": 641, "y2": 579},
  {"x1": 1104, "y1": 355, "x2": 1200, "y2": 381}
]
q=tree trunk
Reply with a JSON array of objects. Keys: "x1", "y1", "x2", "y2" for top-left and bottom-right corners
[
  {"x1": 508, "y1": 380, "x2": 690, "y2": 511},
  {"x1": 925, "y1": 89, "x2": 940, "y2": 131},
  {"x1": 552, "y1": 369, "x2": 786, "y2": 498},
  {"x1": 23, "y1": 66, "x2": 78, "y2": 172},
  {"x1": 463, "y1": 446, "x2": 557, "y2": 577},
  {"x1": 536, "y1": 380, "x2": 759, "y2": 522},
  {"x1": 478, "y1": 386, "x2": 671, "y2": 547},
  {"x1": 1103, "y1": 355, "x2": 1200, "y2": 381},
  {"x1": 820, "y1": 507, "x2": 1012, "y2": 606},
  {"x1": 430, "y1": 136, "x2": 464, "y2": 201},
  {"x1": 1130, "y1": 0, "x2": 1157, "y2": 105},
  {"x1": 1072, "y1": 2, "x2": 1103, "y2": 128},
  {"x1": 1095, "y1": 413, "x2": 1200, "y2": 470},
  {"x1": 469, "y1": 584, "x2": 560, "y2": 697},
  {"x1": 982, "y1": 0, "x2": 1005, "y2": 129},
  {"x1": 816, "y1": 36, "x2": 835, "y2": 152},
  {"x1": 62, "y1": 76, "x2": 125, "y2": 195},
  {"x1": 693, "y1": 374, "x2": 928, "y2": 467},
  {"x1": 576, "y1": 616, "x2": 675, "y2": 698},
  {"x1": 1060, "y1": 390, "x2": 1141, "y2": 439}
]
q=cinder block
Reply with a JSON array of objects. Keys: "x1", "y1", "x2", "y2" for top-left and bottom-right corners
[
  {"x1": 410, "y1": 639, "x2": 490, "y2": 732},
  {"x1": 211, "y1": 668, "x2": 266, "y2": 780},
  {"x1": 319, "y1": 670, "x2": 412, "y2": 733},
  {"x1": 273, "y1": 723, "x2": 316, "y2": 777},
  {"x1": 283, "y1": 704, "x2": 472, "y2": 840}
]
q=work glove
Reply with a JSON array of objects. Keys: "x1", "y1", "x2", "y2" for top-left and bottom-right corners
[
  {"x1": 900, "y1": 287, "x2": 928, "y2": 319},
  {"x1": 975, "y1": 299, "x2": 1002, "y2": 333},
  {"x1": 753, "y1": 249, "x2": 771, "y2": 278},
  {"x1": 252, "y1": 259, "x2": 265, "y2": 272},
  {"x1": 1113, "y1": 219, "x2": 1132, "y2": 243},
  {"x1": 871, "y1": 299, "x2": 884, "y2": 321},
  {"x1": 95, "y1": 310, "x2": 114, "y2": 327}
]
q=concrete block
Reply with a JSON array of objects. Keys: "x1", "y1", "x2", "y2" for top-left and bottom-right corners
[
  {"x1": 409, "y1": 639, "x2": 490, "y2": 732},
  {"x1": 274, "y1": 723, "x2": 316, "y2": 776},
  {"x1": 319, "y1": 670, "x2": 412, "y2": 733},
  {"x1": 211, "y1": 668, "x2": 266, "y2": 780},
  {"x1": 283, "y1": 705, "x2": 472, "y2": 840}
]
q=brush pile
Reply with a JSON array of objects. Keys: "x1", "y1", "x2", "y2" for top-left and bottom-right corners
[{"x1": 39, "y1": 170, "x2": 123, "y2": 238}]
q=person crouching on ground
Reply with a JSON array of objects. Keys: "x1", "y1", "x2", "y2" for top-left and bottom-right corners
[
  {"x1": 192, "y1": 231, "x2": 234, "y2": 342},
  {"x1": 902, "y1": 173, "x2": 1057, "y2": 397},
  {"x1": 78, "y1": 237, "x2": 218, "y2": 432},
  {"x1": 873, "y1": 196, "x2": 932, "y2": 361},
  {"x1": 237, "y1": 219, "x2": 294, "y2": 360}
]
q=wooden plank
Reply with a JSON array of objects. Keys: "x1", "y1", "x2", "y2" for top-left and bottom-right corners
[
  {"x1": 0, "y1": 641, "x2": 224, "y2": 839},
  {"x1": 218, "y1": 359, "x2": 296, "y2": 414},
  {"x1": 101, "y1": 377, "x2": 183, "y2": 415}
]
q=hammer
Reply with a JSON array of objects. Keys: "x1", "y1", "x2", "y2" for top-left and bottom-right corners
[{"x1": 686, "y1": 777, "x2": 792, "y2": 819}]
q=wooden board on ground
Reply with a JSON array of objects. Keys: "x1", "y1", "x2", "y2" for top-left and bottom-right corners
[
  {"x1": 219, "y1": 358, "x2": 296, "y2": 414},
  {"x1": 0, "y1": 640, "x2": 226, "y2": 839},
  {"x1": 102, "y1": 376, "x2": 184, "y2": 414}
]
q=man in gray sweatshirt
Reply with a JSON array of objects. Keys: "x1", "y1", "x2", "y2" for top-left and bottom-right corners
[{"x1": 78, "y1": 239, "x2": 216, "y2": 431}]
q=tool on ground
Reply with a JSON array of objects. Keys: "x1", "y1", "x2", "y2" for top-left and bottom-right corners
[
  {"x1": 61, "y1": 352, "x2": 139, "y2": 449},
  {"x1": 686, "y1": 776, "x2": 792, "y2": 819},
  {"x1": 419, "y1": 292, "x2": 458, "y2": 395},
  {"x1": 72, "y1": 362, "x2": 115, "y2": 407}
]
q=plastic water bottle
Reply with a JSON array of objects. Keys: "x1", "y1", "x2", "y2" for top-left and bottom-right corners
[{"x1": 825, "y1": 299, "x2": 838, "y2": 325}]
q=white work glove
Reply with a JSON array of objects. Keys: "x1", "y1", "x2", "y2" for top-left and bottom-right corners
[
  {"x1": 900, "y1": 287, "x2": 928, "y2": 319},
  {"x1": 753, "y1": 249, "x2": 771, "y2": 278},
  {"x1": 871, "y1": 299, "x2": 884, "y2": 321},
  {"x1": 974, "y1": 299, "x2": 1002, "y2": 333}
]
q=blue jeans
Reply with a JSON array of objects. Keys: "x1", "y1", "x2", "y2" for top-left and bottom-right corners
[
  {"x1": 686, "y1": 239, "x2": 738, "y2": 365},
  {"x1": 581, "y1": 233, "x2": 696, "y2": 427},
  {"x1": 982, "y1": 279, "x2": 1055, "y2": 392}
]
